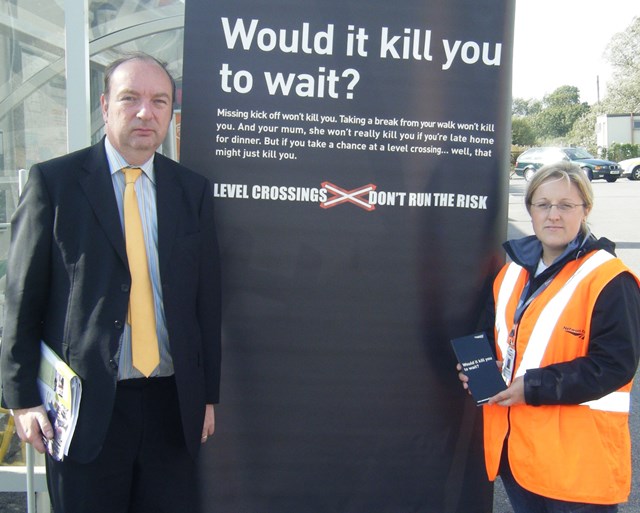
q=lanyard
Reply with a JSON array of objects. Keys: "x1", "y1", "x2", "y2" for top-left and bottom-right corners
[
  {"x1": 504, "y1": 268, "x2": 559, "y2": 386},
  {"x1": 512, "y1": 265, "x2": 562, "y2": 326}
]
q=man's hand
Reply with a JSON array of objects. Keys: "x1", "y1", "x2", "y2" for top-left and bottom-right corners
[
  {"x1": 12, "y1": 406, "x2": 54, "y2": 454},
  {"x1": 200, "y1": 404, "x2": 215, "y2": 444}
]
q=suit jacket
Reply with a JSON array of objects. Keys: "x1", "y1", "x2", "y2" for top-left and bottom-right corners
[{"x1": 0, "y1": 139, "x2": 221, "y2": 463}]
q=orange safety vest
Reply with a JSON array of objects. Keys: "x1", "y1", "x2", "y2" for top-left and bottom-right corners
[{"x1": 484, "y1": 249, "x2": 639, "y2": 504}]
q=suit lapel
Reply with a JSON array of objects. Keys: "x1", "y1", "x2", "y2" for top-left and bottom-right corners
[
  {"x1": 78, "y1": 142, "x2": 128, "y2": 266},
  {"x1": 155, "y1": 156, "x2": 180, "y2": 280}
]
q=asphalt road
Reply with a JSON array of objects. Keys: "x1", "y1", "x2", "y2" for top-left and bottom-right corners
[
  {"x1": 493, "y1": 175, "x2": 640, "y2": 513},
  {"x1": 1, "y1": 176, "x2": 638, "y2": 512}
]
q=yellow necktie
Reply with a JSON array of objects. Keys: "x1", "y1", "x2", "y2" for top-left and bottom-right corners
[{"x1": 123, "y1": 167, "x2": 159, "y2": 377}]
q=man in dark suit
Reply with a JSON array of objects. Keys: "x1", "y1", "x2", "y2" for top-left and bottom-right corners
[{"x1": 0, "y1": 53, "x2": 221, "y2": 513}]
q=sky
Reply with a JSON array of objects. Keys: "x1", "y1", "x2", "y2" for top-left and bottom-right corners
[{"x1": 512, "y1": 0, "x2": 639, "y2": 105}]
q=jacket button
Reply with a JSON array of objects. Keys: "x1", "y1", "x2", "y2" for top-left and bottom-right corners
[
  {"x1": 114, "y1": 320, "x2": 123, "y2": 329},
  {"x1": 109, "y1": 359, "x2": 118, "y2": 370},
  {"x1": 121, "y1": 284, "x2": 130, "y2": 292}
]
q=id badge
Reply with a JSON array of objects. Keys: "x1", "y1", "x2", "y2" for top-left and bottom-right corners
[{"x1": 501, "y1": 345, "x2": 515, "y2": 387}]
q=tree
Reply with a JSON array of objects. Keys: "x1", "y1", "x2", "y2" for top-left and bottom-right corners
[
  {"x1": 603, "y1": 83, "x2": 640, "y2": 113},
  {"x1": 511, "y1": 117, "x2": 536, "y2": 146},
  {"x1": 566, "y1": 109, "x2": 599, "y2": 151},
  {"x1": 512, "y1": 97, "x2": 542, "y2": 117},
  {"x1": 531, "y1": 86, "x2": 590, "y2": 141},
  {"x1": 603, "y1": 16, "x2": 640, "y2": 112},
  {"x1": 544, "y1": 86, "x2": 582, "y2": 108},
  {"x1": 605, "y1": 16, "x2": 640, "y2": 75}
]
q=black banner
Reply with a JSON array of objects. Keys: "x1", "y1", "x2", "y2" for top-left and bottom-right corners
[{"x1": 181, "y1": 1, "x2": 514, "y2": 511}]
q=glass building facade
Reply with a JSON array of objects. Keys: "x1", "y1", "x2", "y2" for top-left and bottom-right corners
[{"x1": 0, "y1": 0, "x2": 186, "y2": 472}]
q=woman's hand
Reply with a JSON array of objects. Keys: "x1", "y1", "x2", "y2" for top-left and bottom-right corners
[
  {"x1": 456, "y1": 363, "x2": 470, "y2": 392},
  {"x1": 487, "y1": 376, "x2": 525, "y2": 407}
]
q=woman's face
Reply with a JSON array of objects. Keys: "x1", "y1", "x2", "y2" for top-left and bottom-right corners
[{"x1": 529, "y1": 177, "x2": 590, "y2": 265}]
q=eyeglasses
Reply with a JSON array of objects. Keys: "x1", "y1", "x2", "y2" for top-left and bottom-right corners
[{"x1": 530, "y1": 202, "x2": 585, "y2": 213}]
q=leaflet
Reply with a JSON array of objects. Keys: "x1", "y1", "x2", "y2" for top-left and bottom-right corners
[
  {"x1": 451, "y1": 332, "x2": 507, "y2": 405},
  {"x1": 37, "y1": 342, "x2": 82, "y2": 461}
]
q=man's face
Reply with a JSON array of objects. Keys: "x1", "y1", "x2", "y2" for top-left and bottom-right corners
[{"x1": 101, "y1": 59, "x2": 173, "y2": 165}]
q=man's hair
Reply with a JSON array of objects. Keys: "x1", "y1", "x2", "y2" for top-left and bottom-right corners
[{"x1": 103, "y1": 52, "x2": 176, "y2": 105}]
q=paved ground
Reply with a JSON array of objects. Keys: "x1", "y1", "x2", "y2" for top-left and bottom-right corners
[
  {"x1": 0, "y1": 492, "x2": 26, "y2": 512},
  {"x1": 1, "y1": 176, "x2": 638, "y2": 512}
]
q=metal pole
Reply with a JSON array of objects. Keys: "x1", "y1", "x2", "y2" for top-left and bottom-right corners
[
  {"x1": 64, "y1": 0, "x2": 91, "y2": 152},
  {"x1": 25, "y1": 444, "x2": 35, "y2": 513}
]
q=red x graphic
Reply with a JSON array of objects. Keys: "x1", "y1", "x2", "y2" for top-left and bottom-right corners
[{"x1": 320, "y1": 182, "x2": 377, "y2": 211}]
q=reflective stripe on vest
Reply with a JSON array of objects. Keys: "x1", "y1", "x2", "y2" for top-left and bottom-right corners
[
  {"x1": 582, "y1": 391, "x2": 630, "y2": 412},
  {"x1": 495, "y1": 263, "x2": 522, "y2": 358},
  {"x1": 496, "y1": 250, "x2": 630, "y2": 413}
]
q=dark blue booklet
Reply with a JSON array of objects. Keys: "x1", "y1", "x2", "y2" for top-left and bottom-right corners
[{"x1": 451, "y1": 332, "x2": 507, "y2": 405}]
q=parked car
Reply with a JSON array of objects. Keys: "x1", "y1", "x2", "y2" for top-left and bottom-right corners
[
  {"x1": 618, "y1": 157, "x2": 640, "y2": 181},
  {"x1": 514, "y1": 147, "x2": 622, "y2": 182}
]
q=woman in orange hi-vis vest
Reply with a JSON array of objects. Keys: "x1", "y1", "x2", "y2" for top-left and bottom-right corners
[{"x1": 458, "y1": 161, "x2": 640, "y2": 513}]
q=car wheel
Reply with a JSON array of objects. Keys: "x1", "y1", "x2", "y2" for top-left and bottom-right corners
[
  {"x1": 581, "y1": 167, "x2": 593, "y2": 181},
  {"x1": 605, "y1": 175, "x2": 618, "y2": 183},
  {"x1": 523, "y1": 168, "x2": 535, "y2": 181},
  {"x1": 630, "y1": 166, "x2": 640, "y2": 180}
]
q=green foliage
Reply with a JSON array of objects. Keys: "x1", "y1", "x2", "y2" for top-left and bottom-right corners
[
  {"x1": 543, "y1": 85, "x2": 582, "y2": 108},
  {"x1": 605, "y1": 16, "x2": 640, "y2": 70},
  {"x1": 512, "y1": 85, "x2": 590, "y2": 146},
  {"x1": 601, "y1": 82, "x2": 640, "y2": 114},
  {"x1": 512, "y1": 98, "x2": 542, "y2": 117},
  {"x1": 535, "y1": 86, "x2": 590, "y2": 140},
  {"x1": 566, "y1": 110, "x2": 599, "y2": 152},
  {"x1": 511, "y1": 117, "x2": 536, "y2": 146},
  {"x1": 604, "y1": 15, "x2": 640, "y2": 112},
  {"x1": 600, "y1": 143, "x2": 640, "y2": 162}
]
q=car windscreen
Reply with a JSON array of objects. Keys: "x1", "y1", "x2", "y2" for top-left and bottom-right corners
[{"x1": 564, "y1": 148, "x2": 593, "y2": 160}]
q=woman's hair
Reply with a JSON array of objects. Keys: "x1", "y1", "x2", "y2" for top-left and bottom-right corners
[{"x1": 524, "y1": 160, "x2": 594, "y2": 214}]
